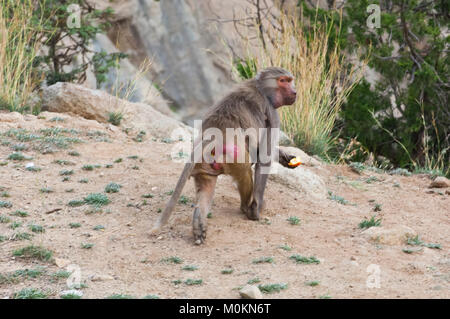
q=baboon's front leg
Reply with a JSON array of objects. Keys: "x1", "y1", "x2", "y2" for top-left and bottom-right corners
[{"x1": 192, "y1": 174, "x2": 217, "y2": 245}]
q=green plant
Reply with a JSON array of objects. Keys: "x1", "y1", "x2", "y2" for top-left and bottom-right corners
[
  {"x1": 305, "y1": 281, "x2": 320, "y2": 287},
  {"x1": 358, "y1": 216, "x2": 382, "y2": 229},
  {"x1": 10, "y1": 210, "x2": 29, "y2": 217},
  {"x1": 82, "y1": 164, "x2": 94, "y2": 171},
  {"x1": 161, "y1": 256, "x2": 183, "y2": 264},
  {"x1": 69, "y1": 222, "x2": 82, "y2": 228},
  {"x1": 287, "y1": 216, "x2": 300, "y2": 225},
  {"x1": 68, "y1": 199, "x2": 85, "y2": 207},
  {"x1": 106, "y1": 294, "x2": 134, "y2": 299},
  {"x1": 81, "y1": 243, "x2": 94, "y2": 249},
  {"x1": 327, "y1": 191, "x2": 349, "y2": 205},
  {"x1": 182, "y1": 265, "x2": 198, "y2": 271},
  {"x1": 105, "y1": 182, "x2": 121, "y2": 193},
  {"x1": 0, "y1": 201, "x2": 12, "y2": 208},
  {"x1": 252, "y1": 256, "x2": 274, "y2": 264},
  {"x1": 108, "y1": 112, "x2": 123, "y2": 126},
  {"x1": 247, "y1": 278, "x2": 261, "y2": 284},
  {"x1": 184, "y1": 279, "x2": 202, "y2": 286},
  {"x1": 84, "y1": 193, "x2": 110, "y2": 206},
  {"x1": 13, "y1": 245, "x2": 53, "y2": 262},
  {"x1": 221, "y1": 269, "x2": 234, "y2": 275},
  {"x1": 258, "y1": 283, "x2": 287, "y2": 294},
  {"x1": 29, "y1": 224, "x2": 45, "y2": 233},
  {"x1": 289, "y1": 255, "x2": 320, "y2": 264},
  {"x1": 14, "y1": 288, "x2": 48, "y2": 299}
]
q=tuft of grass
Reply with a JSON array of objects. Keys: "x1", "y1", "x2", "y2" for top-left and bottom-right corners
[
  {"x1": 252, "y1": 256, "x2": 274, "y2": 264},
  {"x1": 13, "y1": 245, "x2": 53, "y2": 262},
  {"x1": 349, "y1": 162, "x2": 365, "y2": 174},
  {"x1": 84, "y1": 193, "x2": 110, "y2": 206},
  {"x1": 105, "y1": 182, "x2": 121, "y2": 193},
  {"x1": 407, "y1": 235, "x2": 441, "y2": 249},
  {"x1": 161, "y1": 256, "x2": 183, "y2": 264},
  {"x1": 59, "y1": 169, "x2": 74, "y2": 176},
  {"x1": 14, "y1": 288, "x2": 48, "y2": 299},
  {"x1": 68, "y1": 200, "x2": 85, "y2": 207},
  {"x1": 40, "y1": 187, "x2": 53, "y2": 193},
  {"x1": 68, "y1": 151, "x2": 80, "y2": 156},
  {"x1": 221, "y1": 269, "x2": 233, "y2": 275},
  {"x1": 69, "y1": 222, "x2": 82, "y2": 228},
  {"x1": 247, "y1": 278, "x2": 261, "y2": 284},
  {"x1": 10, "y1": 210, "x2": 29, "y2": 217},
  {"x1": 114, "y1": 158, "x2": 123, "y2": 163},
  {"x1": 289, "y1": 255, "x2": 320, "y2": 264},
  {"x1": 258, "y1": 283, "x2": 287, "y2": 294},
  {"x1": 82, "y1": 164, "x2": 94, "y2": 171},
  {"x1": 81, "y1": 243, "x2": 94, "y2": 249},
  {"x1": 0, "y1": 215, "x2": 11, "y2": 223},
  {"x1": 29, "y1": 224, "x2": 45, "y2": 233},
  {"x1": 0, "y1": 191, "x2": 9, "y2": 197},
  {"x1": 52, "y1": 270, "x2": 71, "y2": 279},
  {"x1": 179, "y1": 195, "x2": 189, "y2": 204},
  {"x1": 93, "y1": 225, "x2": 105, "y2": 231},
  {"x1": 61, "y1": 292, "x2": 82, "y2": 299},
  {"x1": 184, "y1": 279, "x2": 203, "y2": 286},
  {"x1": 9, "y1": 221, "x2": 22, "y2": 229},
  {"x1": 358, "y1": 216, "x2": 382, "y2": 229},
  {"x1": 142, "y1": 193, "x2": 154, "y2": 198},
  {"x1": 305, "y1": 281, "x2": 320, "y2": 287},
  {"x1": 54, "y1": 159, "x2": 75, "y2": 166},
  {"x1": 10, "y1": 232, "x2": 33, "y2": 241},
  {"x1": 8, "y1": 152, "x2": 30, "y2": 161},
  {"x1": 182, "y1": 265, "x2": 198, "y2": 271},
  {"x1": 327, "y1": 191, "x2": 350, "y2": 205},
  {"x1": 0, "y1": 200, "x2": 12, "y2": 208},
  {"x1": 108, "y1": 112, "x2": 123, "y2": 126},
  {"x1": 78, "y1": 178, "x2": 89, "y2": 184},
  {"x1": 389, "y1": 168, "x2": 411, "y2": 176},
  {"x1": 287, "y1": 216, "x2": 301, "y2": 225},
  {"x1": 279, "y1": 245, "x2": 292, "y2": 251}
]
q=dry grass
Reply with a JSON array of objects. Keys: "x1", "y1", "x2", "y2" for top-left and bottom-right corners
[
  {"x1": 0, "y1": 0, "x2": 43, "y2": 113},
  {"x1": 252, "y1": 14, "x2": 366, "y2": 157}
]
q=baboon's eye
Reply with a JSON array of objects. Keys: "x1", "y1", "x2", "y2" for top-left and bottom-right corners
[{"x1": 279, "y1": 78, "x2": 286, "y2": 83}]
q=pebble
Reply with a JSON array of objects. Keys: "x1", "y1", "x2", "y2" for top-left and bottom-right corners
[{"x1": 239, "y1": 285, "x2": 262, "y2": 299}]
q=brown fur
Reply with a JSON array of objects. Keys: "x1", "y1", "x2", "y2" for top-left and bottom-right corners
[{"x1": 151, "y1": 67, "x2": 297, "y2": 245}]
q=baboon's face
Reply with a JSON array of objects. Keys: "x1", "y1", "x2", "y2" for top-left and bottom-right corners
[{"x1": 276, "y1": 75, "x2": 296, "y2": 107}]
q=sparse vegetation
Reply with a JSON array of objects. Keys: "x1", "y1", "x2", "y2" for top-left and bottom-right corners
[
  {"x1": 105, "y1": 183, "x2": 121, "y2": 193},
  {"x1": 252, "y1": 256, "x2": 274, "y2": 264},
  {"x1": 161, "y1": 256, "x2": 183, "y2": 264},
  {"x1": 13, "y1": 245, "x2": 53, "y2": 262},
  {"x1": 184, "y1": 279, "x2": 203, "y2": 286},
  {"x1": 182, "y1": 265, "x2": 198, "y2": 271},
  {"x1": 287, "y1": 216, "x2": 301, "y2": 225},
  {"x1": 289, "y1": 255, "x2": 320, "y2": 264},
  {"x1": 13, "y1": 288, "x2": 48, "y2": 299},
  {"x1": 358, "y1": 216, "x2": 382, "y2": 229},
  {"x1": 258, "y1": 283, "x2": 287, "y2": 294},
  {"x1": 84, "y1": 193, "x2": 110, "y2": 206},
  {"x1": 108, "y1": 112, "x2": 124, "y2": 126}
]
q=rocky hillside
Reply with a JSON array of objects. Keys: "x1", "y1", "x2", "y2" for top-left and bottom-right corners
[{"x1": 0, "y1": 86, "x2": 448, "y2": 299}]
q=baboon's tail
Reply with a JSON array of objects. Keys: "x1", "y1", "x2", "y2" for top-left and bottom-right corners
[{"x1": 151, "y1": 162, "x2": 195, "y2": 232}]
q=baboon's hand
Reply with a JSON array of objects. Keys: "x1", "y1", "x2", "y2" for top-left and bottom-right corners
[{"x1": 279, "y1": 153, "x2": 297, "y2": 169}]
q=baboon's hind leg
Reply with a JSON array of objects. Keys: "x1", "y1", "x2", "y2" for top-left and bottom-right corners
[{"x1": 192, "y1": 173, "x2": 217, "y2": 245}]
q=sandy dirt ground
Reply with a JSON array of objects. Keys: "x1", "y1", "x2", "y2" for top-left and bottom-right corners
[{"x1": 0, "y1": 111, "x2": 448, "y2": 299}]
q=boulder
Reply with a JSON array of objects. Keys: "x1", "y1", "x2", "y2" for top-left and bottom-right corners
[
  {"x1": 269, "y1": 162, "x2": 327, "y2": 199},
  {"x1": 362, "y1": 226, "x2": 417, "y2": 246},
  {"x1": 41, "y1": 82, "x2": 190, "y2": 138},
  {"x1": 429, "y1": 176, "x2": 449, "y2": 188}
]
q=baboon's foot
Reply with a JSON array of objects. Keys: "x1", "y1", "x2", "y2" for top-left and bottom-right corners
[
  {"x1": 192, "y1": 208, "x2": 207, "y2": 245},
  {"x1": 246, "y1": 200, "x2": 261, "y2": 221}
]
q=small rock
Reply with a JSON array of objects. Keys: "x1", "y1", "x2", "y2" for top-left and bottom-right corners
[
  {"x1": 25, "y1": 162, "x2": 34, "y2": 169},
  {"x1": 54, "y1": 258, "x2": 71, "y2": 268},
  {"x1": 89, "y1": 274, "x2": 114, "y2": 282},
  {"x1": 429, "y1": 176, "x2": 449, "y2": 188},
  {"x1": 61, "y1": 290, "x2": 83, "y2": 298},
  {"x1": 239, "y1": 285, "x2": 262, "y2": 299},
  {"x1": 362, "y1": 226, "x2": 417, "y2": 245}
]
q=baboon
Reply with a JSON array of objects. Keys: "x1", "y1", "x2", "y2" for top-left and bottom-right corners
[{"x1": 152, "y1": 67, "x2": 297, "y2": 244}]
